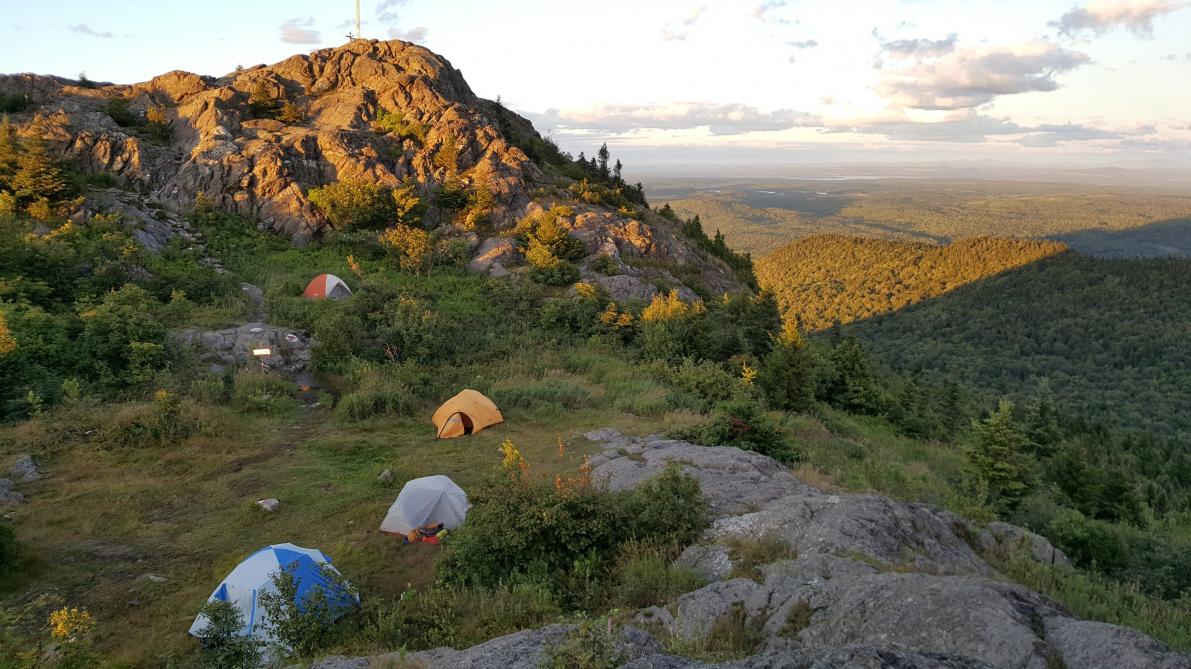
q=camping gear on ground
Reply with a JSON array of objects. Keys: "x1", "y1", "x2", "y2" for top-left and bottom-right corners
[
  {"x1": 380, "y1": 475, "x2": 469, "y2": 538},
  {"x1": 302, "y1": 273, "x2": 352, "y2": 300},
  {"x1": 432, "y1": 389, "x2": 503, "y2": 438},
  {"x1": 188, "y1": 543, "x2": 358, "y2": 648}
]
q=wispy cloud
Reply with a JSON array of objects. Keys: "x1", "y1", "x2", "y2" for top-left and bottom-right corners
[
  {"x1": 661, "y1": 6, "x2": 706, "y2": 41},
  {"x1": 388, "y1": 26, "x2": 429, "y2": 42},
  {"x1": 877, "y1": 41, "x2": 1090, "y2": 110},
  {"x1": 377, "y1": 0, "x2": 411, "y2": 24},
  {"x1": 526, "y1": 102, "x2": 819, "y2": 136},
  {"x1": 279, "y1": 17, "x2": 320, "y2": 45},
  {"x1": 753, "y1": 0, "x2": 790, "y2": 24},
  {"x1": 881, "y1": 33, "x2": 959, "y2": 57},
  {"x1": 69, "y1": 23, "x2": 113, "y2": 39},
  {"x1": 1050, "y1": 0, "x2": 1187, "y2": 37}
]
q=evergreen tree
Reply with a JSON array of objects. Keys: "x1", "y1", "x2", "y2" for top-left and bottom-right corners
[
  {"x1": 966, "y1": 400, "x2": 1034, "y2": 510},
  {"x1": 597, "y1": 143, "x2": 611, "y2": 181},
  {"x1": 759, "y1": 319, "x2": 815, "y2": 411},
  {"x1": 10, "y1": 135, "x2": 65, "y2": 206},
  {"x1": 0, "y1": 117, "x2": 19, "y2": 189},
  {"x1": 613, "y1": 158, "x2": 623, "y2": 181},
  {"x1": 824, "y1": 338, "x2": 883, "y2": 414}
]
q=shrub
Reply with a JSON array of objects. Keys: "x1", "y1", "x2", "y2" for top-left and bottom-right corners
[
  {"x1": 96, "y1": 391, "x2": 217, "y2": 448},
  {"x1": 189, "y1": 376, "x2": 229, "y2": 403},
  {"x1": 431, "y1": 180, "x2": 470, "y2": 211},
  {"x1": 103, "y1": 98, "x2": 138, "y2": 127},
  {"x1": 373, "y1": 108, "x2": 428, "y2": 142},
  {"x1": 490, "y1": 376, "x2": 594, "y2": 411},
  {"x1": 637, "y1": 292, "x2": 711, "y2": 363},
  {"x1": 614, "y1": 543, "x2": 704, "y2": 609},
  {"x1": 543, "y1": 619, "x2": 625, "y2": 669},
  {"x1": 195, "y1": 600, "x2": 261, "y2": 669},
  {"x1": 232, "y1": 368, "x2": 294, "y2": 413},
  {"x1": 146, "y1": 105, "x2": 172, "y2": 143},
  {"x1": 366, "y1": 584, "x2": 560, "y2": 651},
  {"x1": 0, "y1": 93, "x2": 30, "y2": 113},
  {"x1": 378, "y1": 224, "x2": 434, "y2": 276},
  {"x1": 309, "y1": 180, "x2": 396, "y2": 230},
  {"x1": 675, "y1": 394, "x2": 799, "y2": 463},
  {"x1": 338, "y1": 375, "x2": 414, "y2": 420},
  {"x1": 655, "y1": 358, "x2": 739, "y2": 409},
  {"x1": 259, "y1": 563, "x2": 358, "y2": 658},
  {"x1": 590, "y1": 254, "x2": 620, "y2": 276},
  {"x1": 439, "y1": 463, "x2": 706, "y2": 606},
  {"x1": 277, "y1": 100, "x2": 306, "y2": 125}
]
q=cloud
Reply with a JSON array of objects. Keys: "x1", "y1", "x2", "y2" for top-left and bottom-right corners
[
  {"x1": 661, "y1": 6, "x2": 706, "y2": 41},
  {"x1": 881, "y1": 33, "x2": 959, "y2": 57},
  {"x1": 753, "y1": 0, "x2": 790, "y2": 24},
  {"x1": 829, "y1": 113, "x2": 1124, "y2": 145},
  {"x1": 788, "y1": 39, "x2": 819, "y2": 49},
  {"x1": 525, "y1": 102, "x2": 819, "y2": 136},
  {"x1": 1050, "y1": 0, "x2": 1186, "y2": 37},
  {"x1": 377, "y1": 0, "x2": 411, "y2": 24},
  {"x1": 388, "y1": 26, "x2": 429, "y2": 42},
  {"x1": 878, "y1": 42, "x2": 1090, "y2": 110},
  {"x1": 69, "y1": 23, "x2": 113, "y2": 39},
  {"x1": 280, "y1": 17, "x2": 320, "y2": 44}
]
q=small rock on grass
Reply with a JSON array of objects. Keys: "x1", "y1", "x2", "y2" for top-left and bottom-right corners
[{"x1": 256, "y1": 498, "x2": 280, "y2": 512}]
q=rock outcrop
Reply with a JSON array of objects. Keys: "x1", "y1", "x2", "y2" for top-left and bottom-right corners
[
  {"x1": 314, "y1": 429, "x2": 1190, "y2": 668},
  {"x1": 171, "y1": 322, "x2": 311, "y2": 373},
  {"x1": 2, "y1": 40, "x2": 745, "y2": 300}
]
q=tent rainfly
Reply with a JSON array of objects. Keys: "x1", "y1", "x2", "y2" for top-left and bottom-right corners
[
  {"x1": 432, "y1": 389, "x2": 503, "y2": 438},
  {"x1": 303, "y1": 273, "x2": 353, "y2": 300},
  {"x1": 380, "y1": 475, "x2": 469, "y2": 536},
  {"x1": 188, "y1": 544, "x2": 357, "y2": 648}
]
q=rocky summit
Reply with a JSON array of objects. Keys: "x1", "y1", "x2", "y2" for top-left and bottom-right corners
[
  {"x1": 0, "y1": 39, "x2": 743, "y2": 299},
  {"x1": 309, "y1": 430, "x2": 1190, "y2": 669}
]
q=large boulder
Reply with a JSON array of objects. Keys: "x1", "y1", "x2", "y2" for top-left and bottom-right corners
[{"x1": 171, "y1": 322, "x2": 311, "y2": 373}]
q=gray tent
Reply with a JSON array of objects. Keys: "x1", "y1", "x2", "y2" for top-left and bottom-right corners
[{"x1": 379, "y1": 475, "x2": 469, "y2": 536}]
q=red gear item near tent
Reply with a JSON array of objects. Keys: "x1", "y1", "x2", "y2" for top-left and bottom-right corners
[{"x1": 303, "y1": 274, "x2": 353, "y2": 300}]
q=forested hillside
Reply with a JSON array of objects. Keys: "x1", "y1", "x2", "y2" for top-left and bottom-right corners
[
  {"x1": 756, "y1": 235, "x2": 1067, "y2": 331},
  {"x1": 842, "y1": 250, "x2": 1191, "y2": 438},
  {"x1": 660, "y1": 180, "x2": 1191, "y2": 257}
]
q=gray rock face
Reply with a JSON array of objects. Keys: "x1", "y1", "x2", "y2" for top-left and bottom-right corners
[
  {"x1": 707, "y1": 493, "x2": 991, "y2": 576},
  {"x1": 171, "y1": 322, "x2": 311, "y2": 373},
  {"x1": 467, "y1": 236, "x2": 520, "y2": 277},
  {"x1": 586, "y1": 430, "x2": 815, "y2": 517},
  {"x1": 81, "y1": 188, "x2": 202, "y2": 253},
  {"x1": 0, "y1": 478, "x2": 24, "y2": 505},
  {"x1": 978, "y1": 521, "x2": 1070, "y2": 568},
  {"x1": 306, "y1": 430, "x2": 1190, "y2": 669},
  {"x1": 8, "y1": 455, "x2": 39, "y2": 483},
  {"x1": 1044, "y1": 618, "x2": 1191, "y2": 669},
  {"x1": 586, "y1": 274, "x2": 661, "y2": 302}
]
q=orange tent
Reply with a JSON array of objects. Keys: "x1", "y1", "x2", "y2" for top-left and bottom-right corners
[
  {"x1": 432, "y1": 390, "x2": 503, "y2": 438},
  {"x1": 303, "y1": 274, "x2": 352, "y2": 300}
]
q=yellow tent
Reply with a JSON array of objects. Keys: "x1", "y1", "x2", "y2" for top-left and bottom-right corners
[{"x1": 432, "y1": 389, "x2": 503, "y2": 438}]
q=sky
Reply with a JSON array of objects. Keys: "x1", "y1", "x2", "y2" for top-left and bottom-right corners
[{"x1": 2, "y1": 0, "x2": 1190, "y2": 167}]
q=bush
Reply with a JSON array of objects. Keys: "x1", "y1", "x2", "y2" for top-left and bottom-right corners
[
  {"x1": 490, "y1": 376, "x2": 594, "y2": 411},
  {"x1": 432, "y1": 181, "x2": 470, "y2": 211},
  {"x1": 439, "y1": 464, "x2": 707, "y2": 607},
  {"x1": 675, "y1": 394, "x2": 799, "y2": 463},
  {"x1": 543, "y1": 619, "x2": 625, "y2": 669},
  {"x1": 96, "y1": 391, "x2": 217, "y2": 448},
  {"x1": 195, "y1": 600, "x2": 261, "y2": 669},
  {"x1": 103, "y1": 98, "x2": 138, "y2": 127},
  {"x1": 338, "y1": 374, "x2": 414, "y2": 420},
  {"x1": 146, "y1": 105, "x2": 172, "y2": 143},
  {"x1": 309, "y1": 180, "x2": 396, "y2": 230},
  {"x1": 613, "y1": 543, "x2": 704, "y2": 609},
  {"x1": 366, "y1": 584, "x2": 560, "y2": 651},
  {"x1": 232, "y1": 368, "x2": 294, "y2": 413},
  {"x1": 373, "y1": 108, "x2": 428, "y2": 142},
  {"x1": 654, "y1": 358, "x2": 739, "y2": 409},
  {"x1": 259, "y1": 563, "x2": 358, "y2": 658}
]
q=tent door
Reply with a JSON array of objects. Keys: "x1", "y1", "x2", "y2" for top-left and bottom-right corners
[{"x1": 459, "y1": 413, "x2": 474, "y2": 435}]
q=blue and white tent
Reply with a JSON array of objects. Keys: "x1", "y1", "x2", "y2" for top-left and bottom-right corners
[{"x1": 188, "y1": 543, "x2": 358, "y2": 647}]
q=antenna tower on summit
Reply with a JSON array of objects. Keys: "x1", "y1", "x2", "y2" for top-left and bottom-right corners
[{"x1": 347, "y1": 0, "x2": 362, "y2": 40}]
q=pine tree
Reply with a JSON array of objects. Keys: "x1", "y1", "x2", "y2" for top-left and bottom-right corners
[
  {"x1": 613, "y1": 158, "x2": 623, "y2": 181},
  {"x1": 0, "y1": 117, "x2": 19, "y2": 189},
  {"x1": 10, "y1": 135, "x2": 65, "y2": 206},
  {"x1": 758, "y1": 319, "x2": 815, "y2": 411},
  {"x1": 966, "y1": 400, "x2": 1034, "y2": 509},
  {"x1": 597, "y1": 143, "x2": 611, "y2": 182}
]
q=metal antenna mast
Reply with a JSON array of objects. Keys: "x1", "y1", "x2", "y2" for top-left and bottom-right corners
[{"x1": 347, "y1": 0, "x2": 362, "y2": 40}]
